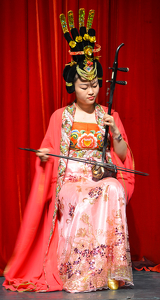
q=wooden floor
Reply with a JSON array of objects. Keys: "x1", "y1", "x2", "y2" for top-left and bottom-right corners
[{"x1": 1, "y1": 270, "x2": 160, "y2": 299}]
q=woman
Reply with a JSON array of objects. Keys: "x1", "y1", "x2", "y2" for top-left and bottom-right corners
[{"x1": 3, "y1": 9, "x2": 134, "y2": 293}]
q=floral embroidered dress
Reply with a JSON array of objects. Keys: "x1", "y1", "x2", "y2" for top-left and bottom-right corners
[
  {"x1": 57, "y1": 121, "x2": 133, "y2": 293},
  {"x1": 3, "y1": 104, "x2": 134, "y2": 293}
]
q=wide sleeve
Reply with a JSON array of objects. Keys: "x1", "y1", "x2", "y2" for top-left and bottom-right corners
[
  {"x1": 3, "y1": 109, "x2": 64, "y2": 291},
  {"x1": 110, "y1": 111, "x2": 135, "y2": 203}
]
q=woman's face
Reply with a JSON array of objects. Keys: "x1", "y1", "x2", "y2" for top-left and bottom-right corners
[{"x1": 74, "y1": 77, "x2": 99, "y2": 107}]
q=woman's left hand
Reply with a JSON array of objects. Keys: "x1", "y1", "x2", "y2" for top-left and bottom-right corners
[
  {"x1": 103, "y1": 113, "x2": 127, "y2": 161},
  {"x1": 103, "y1": 113, "x2": 120, "y2": 136}
]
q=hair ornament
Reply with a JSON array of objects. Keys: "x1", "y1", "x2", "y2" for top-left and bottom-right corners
[
  {"x1": 69, "y1": 40, "x2": 77, "y2": 48},
  {"x1": 59, "y1": 14, "x2": 69, "y2": 34},
  {"x1": 83, "y1": 45, "x2": 93, "y2": 58},
  {"x1": 68, "y1": 11, "x2": 75, "y2": 30},
  {"x1": 79, "y1": 8, "x2": 85, "y2": 28},
  {"x1": 89, "y1": 36, "x2": 96, "y2": 43},
  {"x1": 66, "y1": 82, "x2": 73, "y2": 86},
  {"x1": 68, "y1": 44, "x2": 101, "y2": 56},
  {"x1": 75, "y1": 36, "x2": 83, "y2": 43},
  {"x1": 76, "y1": 63, "x2": 97, "y2": 81},
  {"x1": 83, "y1": 33, "x2": 90, "y2": 41},
  {"x1": 65, "y1": 60, "x2": 77, "y2": 67},
  {"x1": 59, "y1": 8, "x2": 103, "y2": 93},
  {"x1": 86, "y1": 9, "x2": 95, "y2": 32}
]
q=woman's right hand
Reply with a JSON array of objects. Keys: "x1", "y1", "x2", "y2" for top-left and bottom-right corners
[{"x1": 36, "y1": 148, "x2": 50, "y2": 162}]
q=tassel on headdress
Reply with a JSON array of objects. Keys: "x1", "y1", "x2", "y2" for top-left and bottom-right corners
[{"x1": 59, "y1": 8, "x2": 103, "y2": 93}]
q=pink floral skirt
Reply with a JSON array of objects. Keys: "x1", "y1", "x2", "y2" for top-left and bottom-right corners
[{"x1": 57, "y1": 157, "x2": 133, "y2": 293}]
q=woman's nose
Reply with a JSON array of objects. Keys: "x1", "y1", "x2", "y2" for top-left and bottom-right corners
[{"x1": 88, "y1": 86, "x2": 94, "y2": 94}]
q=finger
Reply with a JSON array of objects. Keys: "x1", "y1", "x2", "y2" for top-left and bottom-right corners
[
  {"x1": 104, "y1": 119, "x2": 113, "y2": 125},
  {"x1": 36, "y1": 151, "x2": 44, "y2": 158},
  {"x1": 36, "y1": 148, "x2": 49, "y2": 156},
  {"x1": 104, "y1": 116, "x2": 112, "y2": 122}
]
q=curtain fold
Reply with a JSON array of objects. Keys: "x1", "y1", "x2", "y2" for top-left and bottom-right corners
[{"x1": 0, "y1": 0, "x2": 160, "y2": 274}]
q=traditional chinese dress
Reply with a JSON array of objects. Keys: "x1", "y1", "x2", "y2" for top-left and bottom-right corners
[
  {"x1": 3, "y1": 103, "x2": 134, "y2": 292},
  {"x1": 57, "y1": 122, "x2": 133, "y2": 292}
]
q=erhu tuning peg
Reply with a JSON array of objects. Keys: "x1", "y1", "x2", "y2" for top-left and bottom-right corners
[
  {"x1": 116, "y1": 81, "x2": 127, "y2": 85},
  {"x1": 117, "y1": 67, "x2": 129, "y2": 72}
]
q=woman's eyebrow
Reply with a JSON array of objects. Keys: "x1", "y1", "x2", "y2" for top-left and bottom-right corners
[
  {"x1": 79, "y1": 80, "x2": 98, "y2": 86},
  {"x1": 79, "y1": 83, "x2": 88, "y2": 86},
  {"x1": 92, "y1": 80, "x2": 98, "y2": 84}
]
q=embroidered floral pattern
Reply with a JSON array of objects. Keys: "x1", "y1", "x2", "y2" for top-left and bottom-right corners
[
  {"x1": 88, "y1": 186, "x2": 103, "y2": 198},
  {"x1": 68, "y1": 175, "x2": 82, "y2": 182},
  {"x1": 104, "y1": 185, "x2": 109, "y2": 202},
  {"x1": 83, "y1": 186, "x2": 103, "y2": 204},
  {"x1": 70, "y1": 123, "x2": 104, "y2": 150},
  {"x1": 66, "y1": 203, "x2": 76, "y2": 224},
  {"x1": 58, "y1": 210, "x2": 133, "y2": 292},
  {"x1": 77, "y1": 133, "x2": 97, "y2": 149},
  {"x1": 55, "y1": 104, "x2": 76, "y2": 202}
]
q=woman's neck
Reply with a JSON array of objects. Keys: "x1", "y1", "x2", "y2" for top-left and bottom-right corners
[
  {"x1": 74, "y1": 102, "x2": 96, "y2": 123},
  {"x1": 75, "y1": 101, "x2": 95, "y2": 114}
]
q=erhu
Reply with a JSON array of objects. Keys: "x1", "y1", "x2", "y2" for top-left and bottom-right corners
[{"x1": 92, "y1": 43, "x2": 130, "y2": 180}]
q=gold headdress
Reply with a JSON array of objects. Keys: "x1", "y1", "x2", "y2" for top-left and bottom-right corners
[{"x1": 59, "y1": 8, "x2": 103, "y2": 93}]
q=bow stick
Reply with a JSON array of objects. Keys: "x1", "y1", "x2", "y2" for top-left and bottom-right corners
[
  {"x1": 102, "y1": 43, "x2": 129, "y2": 162},
  {"x1": 19, "y1": 148, "x2": 149, "y2": 176}
]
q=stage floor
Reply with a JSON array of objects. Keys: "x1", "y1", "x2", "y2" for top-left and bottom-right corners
[{"x1": 0, "y1": 270, "x2": 160, "y2": 300}]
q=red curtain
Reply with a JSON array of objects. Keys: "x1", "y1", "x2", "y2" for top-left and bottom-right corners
[{"x1": 0, "y1": 0, "x2": 160, "y2": 274}]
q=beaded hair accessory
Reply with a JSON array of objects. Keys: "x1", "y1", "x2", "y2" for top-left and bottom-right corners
[{"x1": 59, "y1": 8, "x2": 103, "y2": 93}]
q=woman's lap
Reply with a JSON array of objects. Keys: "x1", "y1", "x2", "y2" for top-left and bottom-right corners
[{"x1": 57, "y1": 175, "x2": 133, "y2": 293}]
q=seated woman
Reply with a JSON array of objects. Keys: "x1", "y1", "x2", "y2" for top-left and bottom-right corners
[{"x1": 3, "y1": 9, "x2": 134, "y2": 293}]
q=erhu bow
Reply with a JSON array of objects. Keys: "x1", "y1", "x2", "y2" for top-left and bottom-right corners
[{"x1": 19, "y1": 148, "x2": 149, "y2": 176}]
